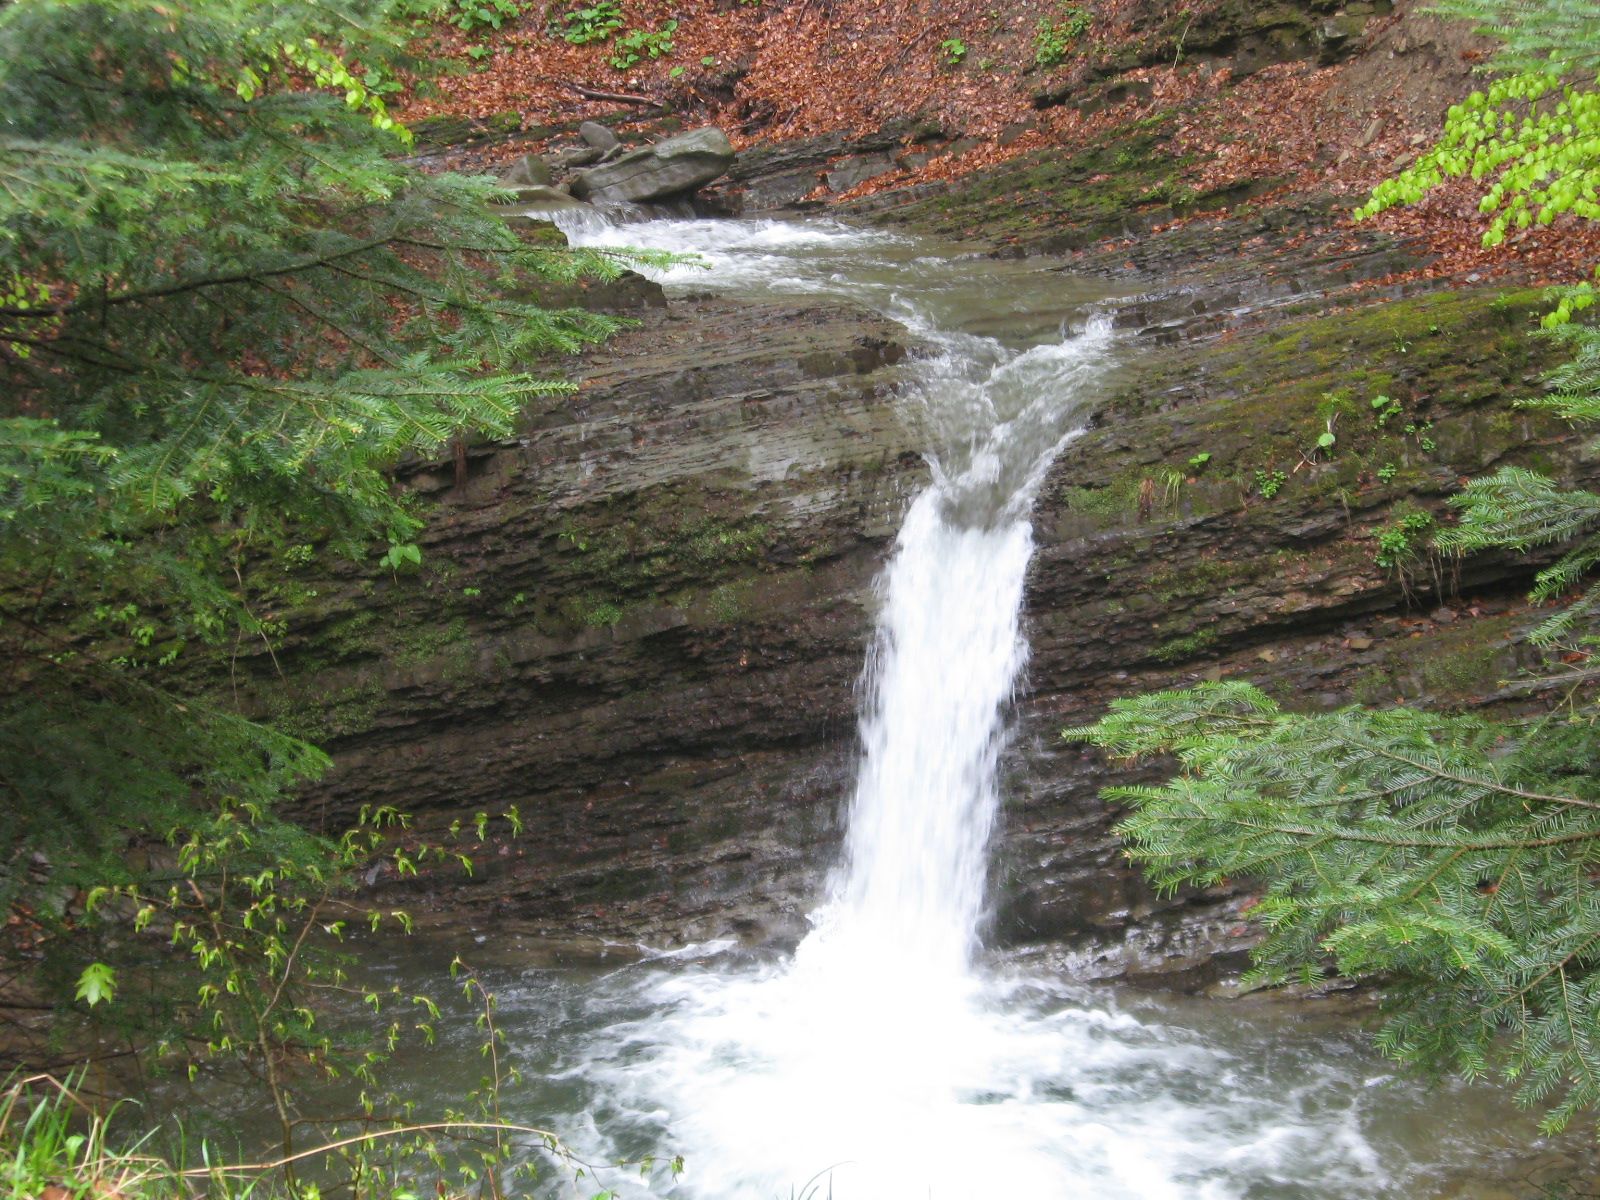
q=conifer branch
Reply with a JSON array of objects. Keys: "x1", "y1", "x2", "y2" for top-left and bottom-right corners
[
  {"x1": 0, "y1": 0, "x2": 628, "y2": 1100},
  {"x1": 0, "y1": 234, "x2": 400, "y2": 318}
]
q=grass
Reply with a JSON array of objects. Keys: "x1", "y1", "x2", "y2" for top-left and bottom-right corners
[
  {"x1": 3, "y1": 1074, "x2": 183, "y2": 1200},
  {"x1": 0, "y1": 1073, "x2": 663, "y2": 1200}
]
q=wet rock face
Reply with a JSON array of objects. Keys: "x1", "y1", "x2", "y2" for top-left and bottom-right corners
[
  {"x1": 244, "y1": 295, "x2": 920, "y2": 948},
  {"x1": 706, "y1": 118, "x2": 952, "y2": 213},
  {"x1": 256, "y1": 182, "x2": 1587, "y2": 985},
  {"x1": 989, "y1": 280, "x2": 1596, "y2": 986},
  {"x1": 257, "y1": 99, "x2": 1594, "y2": 986}
]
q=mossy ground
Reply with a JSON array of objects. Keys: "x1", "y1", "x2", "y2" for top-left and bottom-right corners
[
  {"x1": 1054, "y1": 287, "x2": 1563, "y2": 541},
  {"x1": 878, "y1": 115, "x2": 1221, "y2": 248}
]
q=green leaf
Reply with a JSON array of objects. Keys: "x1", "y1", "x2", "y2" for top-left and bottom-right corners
[{"x1": 75, "y1": 962, "x2": 117, "y2": 1007}]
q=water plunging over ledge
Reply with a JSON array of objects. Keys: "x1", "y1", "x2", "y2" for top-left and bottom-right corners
[{"x1": 367, "y1": 214, "x2": 1533, "y2": 1198}]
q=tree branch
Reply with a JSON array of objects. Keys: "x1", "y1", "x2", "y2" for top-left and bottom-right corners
[
  {"x1": 0, "y1": 235, "x2": 401, "y2": 319},
  {"x1": 562, "y1": 80, "x2": 667, "y2": 108}
]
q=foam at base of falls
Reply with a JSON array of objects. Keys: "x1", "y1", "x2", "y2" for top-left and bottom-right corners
[{"x1": 542, "y1": 957, "x2": 1412, "y2": 1200}]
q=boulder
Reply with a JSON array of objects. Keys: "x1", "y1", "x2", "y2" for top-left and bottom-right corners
[
  {"x1": 546, "y1": 145, "x2": 605, "y2": 171},
  {"x1": 569, "y1": 127, "x2": 735, "y2": 204},
  {"x1": 578, "y1": 121, "x2": 621, "y2": 152},
  {"x1": 499, "y1": 154, "x2": 554, "y2": 188},
  {"x1": 496, "y1": 184, "x2": 587, "y2": 213}
]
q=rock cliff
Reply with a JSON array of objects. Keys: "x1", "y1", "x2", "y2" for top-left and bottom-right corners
[
  {"x1": 245, "y1": 290, "x2": 919, "y2": 952},
  {"x1": 246, "y1": 6, "x2": 1600, "y2": 987}
]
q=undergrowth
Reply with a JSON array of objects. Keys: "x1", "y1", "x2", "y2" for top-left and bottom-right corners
[{"x1": 0, "y1": 1072, "x2": 682, "y2": 1200}]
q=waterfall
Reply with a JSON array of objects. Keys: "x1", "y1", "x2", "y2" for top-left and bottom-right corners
[
  {"x1": 801, "y1": 317, "x2": 1111, "y2": 983},
  {"x1": 514, "y1": 212, "x2": 1469, "y2": 1200},
  {"x1": 818, "y1": 499, "x2": 1037, "y2": 976}
]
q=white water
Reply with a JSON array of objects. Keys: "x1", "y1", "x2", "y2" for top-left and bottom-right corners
[{"x1": 469, "y1": 213, "x2": 1519, "y2": 1198}]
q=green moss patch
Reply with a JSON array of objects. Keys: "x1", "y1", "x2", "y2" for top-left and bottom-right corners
[{"x1": 879, "y1": 114, "x2": 1203, "y2": 247}]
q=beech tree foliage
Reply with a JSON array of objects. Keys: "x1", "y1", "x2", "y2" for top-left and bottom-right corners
[
  {"x1": 0, "y1": 0, "x2": 632, "y2": 1079},
  {"x1": 1072, "y1": 0, "x2": 1600, "y2": 1132},
  {"x1": 1358, "y1": 0, "x2": 1600, "y2": 324}
]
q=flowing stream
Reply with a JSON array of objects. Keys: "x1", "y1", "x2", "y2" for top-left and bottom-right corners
[{"x1": 367, "y1": 215, "x2": 1536, "y2": 1198}]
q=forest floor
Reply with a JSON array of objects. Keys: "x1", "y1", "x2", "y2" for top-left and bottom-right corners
[{"x1": 397, "y1": 0, "x2": 1600, "y2": 291}]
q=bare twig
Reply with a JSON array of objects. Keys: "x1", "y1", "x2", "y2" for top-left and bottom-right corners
[{"x1": 561, "y1": 81, "x2": 666, "y2": 109}]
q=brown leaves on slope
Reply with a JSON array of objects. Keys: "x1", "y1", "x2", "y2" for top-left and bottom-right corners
[{"x1": 401, "y1": 0, "x2": 1599, "y2": 292}]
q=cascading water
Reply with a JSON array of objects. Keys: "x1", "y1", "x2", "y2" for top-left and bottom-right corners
[{"x1": 409, "y1": 212, "x2": 1536, "y2": 1199}]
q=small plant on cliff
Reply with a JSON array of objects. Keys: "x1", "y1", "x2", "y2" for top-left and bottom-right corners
[
  {"x1": 585, "y1": 598, "x2": 625, "y2": 626},
  {"x1": 1372, "y1": 505, "x2": 1435, "y2": 570},
  {"x1": 1304, "y1": 417, "x2": 1338, "y2": 462},
  {"x1": 1253, "y1": 468, "x2": 1287, "y2": 499},
  {"x1": 1403, "y1": 418, "x2": 1437, "y2": 452},
  {"x1": 1151, "y1": 628, "x2": 1216, "y2": 664},
  {"x1": 1034, "y1": 3, "x2": 1091, "y2": 67}
]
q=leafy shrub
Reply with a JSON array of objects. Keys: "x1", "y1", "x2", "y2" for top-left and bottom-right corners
[
  {"x1": 608, "y1": 19, "x2": 677, "y2": 69},
  {"x1": 939, "y1": 36, "x2": 967, "y2": 65},
  {"x1": 1034, "y1": 3, "x2": 1090, "y2": 67},
  {"x1": 394, "y1": 0, "x2": 449, "y2": 18},
  {"x1": 449, "y1": 0, "x2": 522, "y2": 32},
  {"x1": 562, "y1": 0, "x2": 622, "y2": 44},
  {"x1": 394, "y1": 0, "x2": 520, "y2": 34}
]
